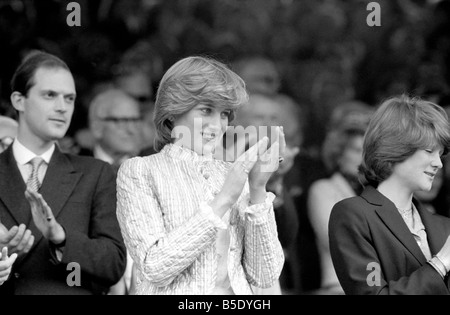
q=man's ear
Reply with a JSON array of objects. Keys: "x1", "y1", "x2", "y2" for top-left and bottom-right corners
[{"x1": 10, "y1": 92, "x2": 25, "y2": 112}]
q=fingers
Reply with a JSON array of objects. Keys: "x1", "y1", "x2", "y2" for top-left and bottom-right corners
[
  {"x1": 258, "y1": 139, "x2": 280, "y2": 174},
  {"x1": 26, "y1": 189, "x2": 54, "y2": 221},
  {"x1": 0, "y1": 248, "x2": 17, "y2": 280},
  {"x1": 237, "y1": 136, "x2": 269, "y2": 169},
  {"x1": 8, "y1": 224, "x2": 26, "y2": 249},
  {"x1": 8, "y1": 253, "x2": 17, "y2": 265},
  {"x1": 0, "y1": 225, "x2": 19, "y2": 245},
  {"x1": 0, "y1": 247, "x2": 17, "y2": 268},
  {"x1": 291, "y1": 146, "x2": 300, "y2": 157},
  {"x1": 0, "y1": 247, "x2": 7, "y2": 261},
  {"x1": 36, "y1": 193, "x2": 53, "y2": 220},
  {"x1": 279, "y1": 126, "x2": 286, "y2": 158},
  {"x1": 22, "y1": 235, "x2": 35, "y2": 254},
  {"x1": 15, "y1": 229, "x2": 32, "y2": 253},
  {"x1": 8, "y1": 224, "x2": 33, "y2": 254}
]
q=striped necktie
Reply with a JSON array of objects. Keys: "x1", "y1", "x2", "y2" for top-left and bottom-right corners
[{"x1": 27, "y1": 157, "x2": 45, "y2": 192}]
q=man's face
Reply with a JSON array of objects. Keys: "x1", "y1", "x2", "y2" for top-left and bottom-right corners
[
  {"x1": 18, "y1": 67, "x2": 76, "y2": 143},
  {"x1": 98, "y1": 97, "x2": 143, "y2": 156}
]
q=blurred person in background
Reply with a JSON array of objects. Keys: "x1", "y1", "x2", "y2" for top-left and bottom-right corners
[
  {"x1": 83, "y1": 88, "x2": 143, "y2": 295},
  {"x1": 113, "y1": 65, "x2": 157, "y2": 154},
  {"x1": 0, "y1": 115, "x2": 18, "y2": 154},
  {"x1": 307, "y1": 102, "x2": 373, "y2": 294},
  {"x1": 232, "y1": 55, "x2": 281, "y2": 96},
  {"x1": 82, "y1": 88, "x2": 143, "y2": 173}
]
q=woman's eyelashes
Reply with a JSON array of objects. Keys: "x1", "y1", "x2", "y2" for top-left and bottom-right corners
[
  {"x1": 199, "y1": 106, "x2": 231, "y2": 119},
  {"x1": 221, "y1": 110, "x2": 231, "y2": 118}
]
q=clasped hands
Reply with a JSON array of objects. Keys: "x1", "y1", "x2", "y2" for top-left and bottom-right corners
[
  {"x1": 0, "y1": 189, "x2": 65, "y2": 257},
  {"x1": 210, "y1": 126, "x2": 286, "y2": 217}
]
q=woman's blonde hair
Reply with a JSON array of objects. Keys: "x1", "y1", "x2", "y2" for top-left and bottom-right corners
[{"x1": 153, "y1": 56, "x2": 248, "y2": 151}]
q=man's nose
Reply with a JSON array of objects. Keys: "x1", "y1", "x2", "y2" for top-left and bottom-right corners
[{"x1": 54, "y1": 96, "x2": 67, "y2": 112}]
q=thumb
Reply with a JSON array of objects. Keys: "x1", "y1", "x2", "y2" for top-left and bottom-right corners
[
  {"x1": 0, "y1": 247, "x2": 7, "y2": 261},
  {"x1": 9, "y1": 253, "x2": 18, "y2": 264}
]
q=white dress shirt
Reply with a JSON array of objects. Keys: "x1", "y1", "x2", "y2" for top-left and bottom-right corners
[{"x1": 12, "y1": 138, "x2": 55, "y2": 185}]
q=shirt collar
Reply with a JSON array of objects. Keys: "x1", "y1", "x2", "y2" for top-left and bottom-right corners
[
  {"x1": 161, "y1": 143, "x2": 215, "y2": 162},
  {"x1": 12, "y1": 138, "x2": 55, "y2": 166}
]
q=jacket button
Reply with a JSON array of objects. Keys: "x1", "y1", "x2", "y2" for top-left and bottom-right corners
[{"x1": 14, "y1": 273, "x2": 20, "y2": 279}]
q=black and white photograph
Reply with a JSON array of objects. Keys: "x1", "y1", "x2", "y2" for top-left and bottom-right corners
[{"x1": 1, "y1": 0, "x2": 450, "y2": 299}]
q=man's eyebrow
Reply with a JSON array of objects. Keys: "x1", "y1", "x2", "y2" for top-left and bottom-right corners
[{"x1": 40, "y1": 89, "x2": 76, "y2": 97}]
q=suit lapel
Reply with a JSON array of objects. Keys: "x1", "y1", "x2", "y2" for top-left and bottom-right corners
[
  {"x1": 416, "y1": 202, "x2": 447, "y2": 255},
  {"x1": 362, "y1": 186, "x2": 427, "y2": 265},
  {"x1": 28, "y1": 147, "x2": 82, "y2": 246},
  {"x1": 0, "y1": 146, "x2": 30, "y2": 225}
]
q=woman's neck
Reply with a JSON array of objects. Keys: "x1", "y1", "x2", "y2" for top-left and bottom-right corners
[{"x1": 377, "y1": 177, "x2": 413, "y2": 210}]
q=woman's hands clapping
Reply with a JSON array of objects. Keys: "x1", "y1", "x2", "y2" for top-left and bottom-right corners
[{"x1": 210, "y1": 126, "x2": 286, "y2": 217}]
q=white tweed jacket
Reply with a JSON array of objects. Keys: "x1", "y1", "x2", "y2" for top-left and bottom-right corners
[{"x1": 116, "y1": 144, "x2": 284, "y2": 295}]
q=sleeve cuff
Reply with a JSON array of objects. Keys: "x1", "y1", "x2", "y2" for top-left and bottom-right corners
[
  {"x1": 428, "y1": 257, "x2": 447, "y2": 279},
  {"x1": 243, "y1": 192, "x2": 276, "y2": 219},
  {"x1": 199, "y1": 201, "x2": 228, "y2": 230}
]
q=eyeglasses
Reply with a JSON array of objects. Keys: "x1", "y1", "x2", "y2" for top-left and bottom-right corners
[
  {"x1": 99, "y1": 117, "x2": 143, "y2": 127},
  {"x1": 0, "y1": 136, "x2": 14, "y2": 151},
  {"x1": 132, "y1": 95, "x2": 152, "y2": 103}
]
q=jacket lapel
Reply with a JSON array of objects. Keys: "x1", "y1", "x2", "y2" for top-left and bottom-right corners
[
  {"x1": 416, "y1": 202, "x2": 447, "y2": 255},
  {"x1": 361, "y1": 186, "x2": 427, "y2": 265},
  {"x1": 0, "y1": 146, "x2": 30, "y2": 225},
  {"x1": 28, "y1": 147, "x2": 82, "y2": 246}
]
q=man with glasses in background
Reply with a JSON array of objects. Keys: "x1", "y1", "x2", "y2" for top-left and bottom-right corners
[
  {"x1": 82, "y1": 88, "x2": 143, "y2": 294},
  {"x1": 82, "y1": 88, "x2": 143, "y2": 174}
]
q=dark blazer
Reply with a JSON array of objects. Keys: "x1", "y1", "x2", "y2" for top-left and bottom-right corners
[
  {"x1": 329, "y1": 185, "x2": 450, "y2": 295},
  {"x1": 0, "y1": 145, "x2": 127, "y2": 295}
]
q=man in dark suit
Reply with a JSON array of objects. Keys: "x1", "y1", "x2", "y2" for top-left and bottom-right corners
[{"x1": 0, "y1": 51, "x2": 126, "y2": 294}]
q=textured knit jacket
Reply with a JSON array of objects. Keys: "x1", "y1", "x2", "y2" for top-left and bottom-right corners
[{"x1": 116, "y1": 144, "x2": 284, "y2": 295}]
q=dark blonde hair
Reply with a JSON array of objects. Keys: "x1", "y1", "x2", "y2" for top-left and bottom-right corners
[
  {"x1": 153, "y1": 56, "x2": 248, "y2": 151},
  {"x1": 360, "y1": 95, "x2": 450, "y2": 187}
]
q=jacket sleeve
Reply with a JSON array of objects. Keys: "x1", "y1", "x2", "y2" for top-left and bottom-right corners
[
  {"x1": 329, "y1": 199, "x2": 449, "y2": 295},
  {"x1": 240, "y1": 191, "x2": 285, "y2": 289},
  {"x1": 116, "y1": 158, "x2": 219, "y2": 287},
  {"x1": 54, "y1": 162, "x2": 127, "y2": 288}
]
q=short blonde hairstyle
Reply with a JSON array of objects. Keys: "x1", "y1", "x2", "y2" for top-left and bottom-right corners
[{"x1": 153, "y1": 56, "x2": 248, "y2": 151}]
